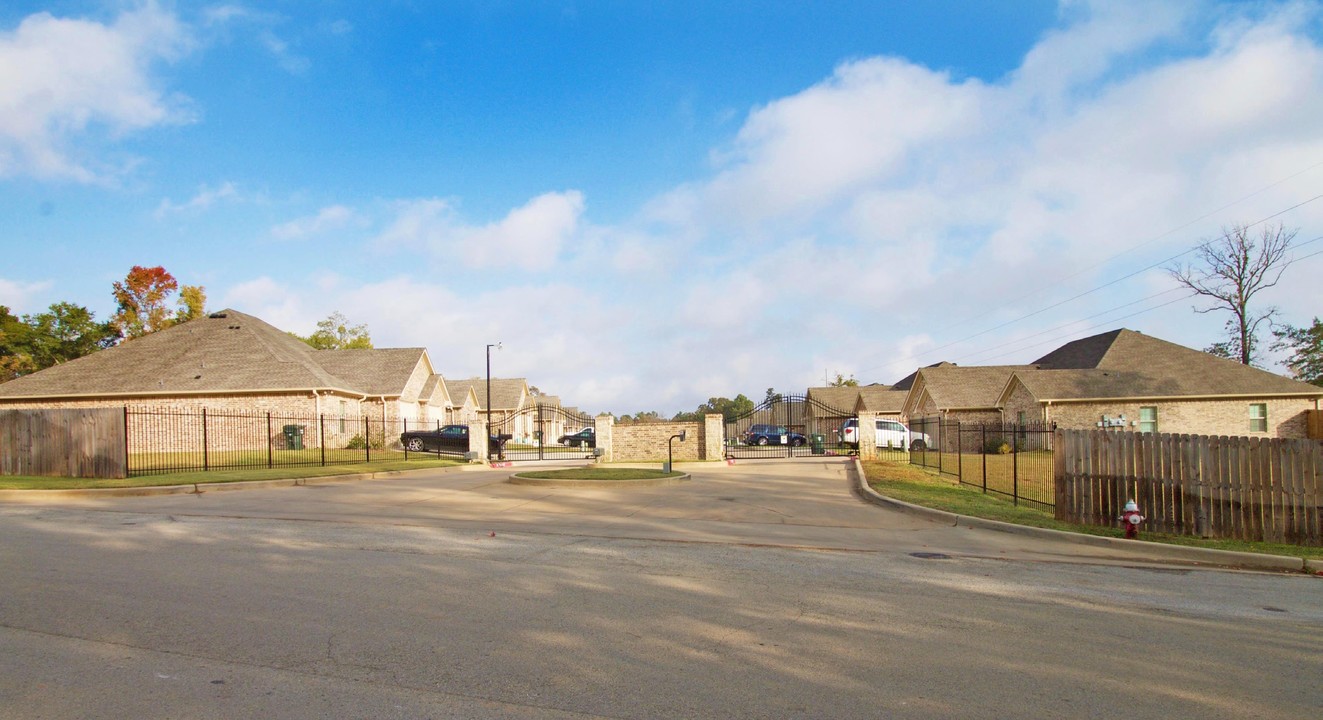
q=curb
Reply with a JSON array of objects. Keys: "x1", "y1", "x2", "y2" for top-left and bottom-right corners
[
  {"x1": 850, "y1": 459, "x2": 1311, "y2": 574},
  {"x1": 0, "y1": 463, "x2": 481, "y2": 502}
]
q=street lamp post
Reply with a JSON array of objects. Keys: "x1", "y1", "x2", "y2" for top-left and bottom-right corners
[{"x1": 486, "y1": 342, "x2": 501, "y2": 461}]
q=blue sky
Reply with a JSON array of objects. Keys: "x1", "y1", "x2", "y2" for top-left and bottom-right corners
[{"x1": 2, "y1": 1, "x2": 1322, "y2": 415}]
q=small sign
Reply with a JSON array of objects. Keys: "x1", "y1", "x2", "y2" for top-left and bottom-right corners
[{"x1": 1097, "y1": 415, "x2": 1128, "y2": 428}]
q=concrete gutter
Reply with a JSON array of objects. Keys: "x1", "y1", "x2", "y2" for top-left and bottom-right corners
[{"x1": 850, "y1": 458, "x2": 1318, "y2": 575}]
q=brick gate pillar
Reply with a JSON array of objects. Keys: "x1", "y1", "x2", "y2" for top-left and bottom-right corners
[
  {"x1": 703, "y1": 414, "x2": 724, "y2": 460},
  {"x1": 594, "y1": 413, "x2": 614, "y2": 463},
  {"x1": 857, "y1": 412, "x2": 880, "y2": 460}
]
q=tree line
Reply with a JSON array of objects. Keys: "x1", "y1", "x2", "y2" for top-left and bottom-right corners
[{"x1": 1, "y1": 265, "x2": 372, "y2": 383}]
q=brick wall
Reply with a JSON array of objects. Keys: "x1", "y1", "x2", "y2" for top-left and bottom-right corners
[
  {"x1": 0, "y1": 392, "x2": 396, "y2": 453},
  {"x1": 612, "y1": 420, "x2": 705, "y2": 462},
  {"x1": 1048, "y1": 397, "x2": 1315, "y2": 439}
]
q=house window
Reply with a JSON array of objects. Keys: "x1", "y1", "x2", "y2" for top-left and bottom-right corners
[
  {"x1": 1139, "y1": 406, "x2": 1157, "y2": 434},
  {"x1": 339, "y1": 400, "x2": 348, "y2": 433},
  {"x1": 1249, "y1": 403, "x2": 1268, "y2": 433}
]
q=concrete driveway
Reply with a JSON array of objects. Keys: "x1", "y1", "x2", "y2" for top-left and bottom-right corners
[
  {"x1": 2, "y1": 459, "x2": 1320, "y2": 719},
  {"x1": 28, "y1": 457, "x2": 1269, "y2": 568}
]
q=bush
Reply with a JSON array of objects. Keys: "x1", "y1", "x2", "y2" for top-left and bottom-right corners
[
  {"x1": 983, "y1": 437, "x2": 1012, "y2": 454},
  {"x1": 345, "y1": 433, "x2": 386, "y2": 450}
]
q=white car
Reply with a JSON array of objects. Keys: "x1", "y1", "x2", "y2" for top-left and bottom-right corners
[{"x1": 839, "y1": 418, "x2": 929, "y2": 451}]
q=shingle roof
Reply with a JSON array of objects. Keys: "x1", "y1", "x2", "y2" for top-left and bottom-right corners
[
  {"x1": 805, "y1": 386, "x2": 860, "y2": 415},
  {"x1": 443, "y1": 380, "x2": 477, "y2": 407},
  {"x1": 0, "y1": 309, "x2": 426, "y2": 400},
  {"x1": 447, "y1": 377, "x2": 528, "y2": 410},
  {"x1": 917, "y1": 365, "x2": 1038, "y2": 410},
  {"x1": 892, "y1": 362, "x2": 955, "y2": 391},
  {"x1": 856, "y1": 385, "x2": 908, "y2": 413},
  {"x1": 317, "y1": 348, "x2": 428, "y2": 396},
  {"x1": 1024, "y1": 329, "x2": 1322, "y2": 398}
]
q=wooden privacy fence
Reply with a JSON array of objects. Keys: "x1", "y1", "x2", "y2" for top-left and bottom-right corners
[
  {"x1": 1055, "y1": 429, "x2": 1321, "y2": 546},
  {"x1": 0, "y1": 408, "x2": 127, "y2": 479}
]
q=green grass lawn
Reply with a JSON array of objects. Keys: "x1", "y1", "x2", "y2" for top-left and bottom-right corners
[
  {"x1": 861, "y1": 459, "x2": 1323, "y2": 560},
  {"x1": 0, "y1": 456, "x2": 464, "y2": 490},
  {"x1": 909, "y1": 449, "x2": 1055, "y2": 504}
]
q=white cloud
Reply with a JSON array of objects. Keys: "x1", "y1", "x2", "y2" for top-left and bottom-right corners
[
  {"x1": 0, "y1": 278, "x2": 54, "y2": 312},
  {"x1": 270, "y1": 205, "x2": 362, "y2": 240},
  {"x1": 0, "y1": 3, "x2": 194, "y2": 182},
  {"x1": 168, "y1": 2, "x2": 1323, "y2": 414},
  {"x1": 154, "y1": 181, "x2": 239, "y2": 219},
  {"x1": 375, "y1": 192, "x2": 585, "y2": 271}
]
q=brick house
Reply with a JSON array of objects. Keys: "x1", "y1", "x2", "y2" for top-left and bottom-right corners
[
  {"x1": 444, "y1": 377, "x2": 533, "y2": 441},
  {"x1": 0, "y1": 309, "x2": 457, "y2": 448},
  {"x1": 999, "y1": 329, "x2": 1323, "y2": 439}
]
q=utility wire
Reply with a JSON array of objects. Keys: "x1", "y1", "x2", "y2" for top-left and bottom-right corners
[{"x1": 866, "y1": 197, "x2": 1323, "y2": 371}]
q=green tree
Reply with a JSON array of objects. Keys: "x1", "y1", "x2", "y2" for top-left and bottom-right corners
[
  {"x1": 829, "y1": 372, "x2": 858, "y2": 387},
  {"x1": 22, "y1": 303, "x2": 119, "y2": 370},
  {"x1": 764, "y1": 387, "x2": 782, "y2": 405},
  {"x1": 298, "y1": 311, "x2": 373, "y2": 349},
  {"x1": 0, "y1": 303, "x2": 118, "y2": 382},
  {"x1": 1167, "y1": 223, "x2": 1298, "y2": 365},
  {"x1": 695, "y1": 394, "x2": 755, "y2": 423},
  {"x1": 111, "y1": 265, "x2": 179, "y2": 339},
  {"x1": 0, "y1": 306, "x2": 35, "y2": 382},
  {"x1": 1271, "y1": 318, "x2": 1323, "y2": 386}
]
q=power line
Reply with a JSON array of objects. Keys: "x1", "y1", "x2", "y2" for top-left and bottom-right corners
[
  {"x1": 862, "y1": 196, "x2": 1323, "y2": 372},
  {"x1": 910, "y1": 160, "x2": 1323, "y2": 342},
  {"x1": 968, "y1": 292, "x2": 1199, "y2": 365}
]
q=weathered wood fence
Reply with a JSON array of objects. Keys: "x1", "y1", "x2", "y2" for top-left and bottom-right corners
[
  {"x1": 0, "y1": 408, "x2": 127, "y2": 479},
  {"x1": 1308, "y1": 409, "x2": 1322, "y2": 440},
  {"x1": 1055, "y1": 429, "x2": 1321, "y2": 546}
]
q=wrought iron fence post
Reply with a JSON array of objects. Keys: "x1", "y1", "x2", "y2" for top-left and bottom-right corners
[
  {"x1": 403, "y1": 418, "x2": 408, "y2": 459},
  {"x1": 320, "y1": 414, "x2": 326, "y2": 466},
  {"x1": 956, "y1": 419, "x2": 962, "y2": 481},
  {"x1": 123, "y1": 406, "x2": 131, "y2": 476},
  {"x1": 364, "y1": 416, "x2": 370, "y2": 462},
  {"x1": 267, "y1": 412, "x2": 273, "y2": 468},
  {"x1": 1013, "y1": 425, "x2": 1019, "y2": 507},
  {"x1": 981, "y1": 424, "x2": 987, "y2": 493},
  {"x1": 202, "y1": 408, "x2": 209, "y2": 472}
]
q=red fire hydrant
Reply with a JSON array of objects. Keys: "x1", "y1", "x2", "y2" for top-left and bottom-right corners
[{"x1": 1118, "y1": 499, "x2": 1145, "y2": 539}]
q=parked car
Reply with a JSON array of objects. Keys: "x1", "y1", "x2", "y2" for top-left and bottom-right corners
[
  {"x1": 742, "y1": 424, "x2": 807, "y2": 446},
  {"x1": 839, "y1": 418, "x2": 929, "y2": 451},
  {"x1": 400, "y1": 424, "x2": 511, "y2": 455},
  {"x1": 558, "y1": 427, "x2": 596, "y2": 447}
]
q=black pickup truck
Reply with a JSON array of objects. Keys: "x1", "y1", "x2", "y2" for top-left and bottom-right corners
[{"x1": 400, "y1": 424, "x2": 511, "y2": 456}]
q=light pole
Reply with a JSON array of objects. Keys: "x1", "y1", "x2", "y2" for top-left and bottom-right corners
[{"x1": 486, "y1": 342, "x2": 501, "y2": 461}]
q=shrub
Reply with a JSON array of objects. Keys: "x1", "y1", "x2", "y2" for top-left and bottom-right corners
[
  {"x1": 345, "y1": 434, "x2": 386, "y2": 450},
  {"x1": 983, "y1": 437, "x2": 1012, "y2": 454}
]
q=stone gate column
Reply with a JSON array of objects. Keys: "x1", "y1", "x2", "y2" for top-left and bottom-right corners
[
  {"x1": 703, "y1": 414, "x2": 724, "y2": 460},
  {"x1": 468, "y1": 418, "x2": 487, "y2": 461},
  {"x1": 858, "y1": 411, "x2": 880, "y2": 460},
  {"x1": 594, "y1": 413, "x2": 614, "y2": 463}
]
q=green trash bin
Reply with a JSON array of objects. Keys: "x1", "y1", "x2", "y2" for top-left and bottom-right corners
[
  {"x1": 811, "y1": 433, "x2": 825, "y2": 455},
  {"x1": 283, "y1": 424, "x2": 304, "y2": 450}
]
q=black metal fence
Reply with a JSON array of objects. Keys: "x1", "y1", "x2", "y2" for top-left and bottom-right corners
[
  {"x1": 724, "y1": 394, "x2": 856, "y2": 459},
  {"x1": 126, "y1": 408, "x2": 465, "y2": 475},
  {"x1": 905, "y1": 416, "x2": 1057, "y2": 509}
]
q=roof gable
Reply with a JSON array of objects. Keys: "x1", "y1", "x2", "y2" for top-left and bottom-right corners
[
  {"x1": 1029, "y1": 329, "x2": 1322, "y2": 398},
  {"x1": 0, "y1": 309, "x2": 432, "y2": 400}
]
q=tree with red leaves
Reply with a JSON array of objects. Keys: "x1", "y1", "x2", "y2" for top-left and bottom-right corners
[{"x1": 111, "y1": 265, "x2": 179, "y2": 339}]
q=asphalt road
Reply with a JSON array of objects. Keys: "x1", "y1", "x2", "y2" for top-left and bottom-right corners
[{"x1": 1, "y1": 459, "x2": 1319, "y2": 719}]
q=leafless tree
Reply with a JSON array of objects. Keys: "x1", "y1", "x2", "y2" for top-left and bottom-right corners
[{"x1": 1167, "y1": 223, "x2": 1298, "y2": 365}]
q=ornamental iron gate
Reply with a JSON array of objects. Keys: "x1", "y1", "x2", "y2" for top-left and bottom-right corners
[
  {"x1": 492, "y1": 404, "x2": 597, "y2": 461},
  {"x1": 724, "y1": 393, "x2": 855, "y2": 459}
]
